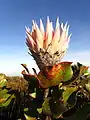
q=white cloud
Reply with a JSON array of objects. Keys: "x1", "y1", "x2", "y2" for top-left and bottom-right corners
[{"x1": 64, "y1": 51, "x2": 90, "y2": 66}]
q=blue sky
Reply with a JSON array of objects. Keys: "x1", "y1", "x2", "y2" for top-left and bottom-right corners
[{"x1": 0, "y1": 0, "x2": 90, "y2": 75}]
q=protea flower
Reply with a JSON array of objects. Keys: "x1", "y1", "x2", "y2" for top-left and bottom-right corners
[
  {"x1": 25, "y1": 17, "x2": 73, "y2": 88},
  {"x1": 26, "y1": 17, "x2": 71, "y2": 70}
]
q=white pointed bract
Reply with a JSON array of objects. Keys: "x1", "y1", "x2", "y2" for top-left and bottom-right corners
[{"x1": 26, "y1": 17, "x2": 71, "y2": 70}]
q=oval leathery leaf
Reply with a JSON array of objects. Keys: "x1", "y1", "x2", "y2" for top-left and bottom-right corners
[
  {"x1": 37, "y1": 62, "x2": 73, "y2": 88},
  {"x1": 0, "y1": 89, "x2": 15, "y2": 107},
  {"x1": 0, "y1": 73, "x2": 7, "y2": 88},
  {"x1": 0, "y1": 94, "x2": 15, "y2": 107},
  {"x1": 0, "y1": 73, "x2": 6, "y2": 80},
  {"x1": 62, "y1": 87, "x2": 78, "y2": 103},
  {"x1": 79, "y1": 65, "x2": 89, "y2": 77},
  {"x1": 42, "y1": 97, "x2": 52, "y2": 116}
]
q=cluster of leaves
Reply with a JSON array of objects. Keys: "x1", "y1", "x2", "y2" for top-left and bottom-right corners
[{"x1": 0, "y1": 62, "x2": 90, "y2": 120}]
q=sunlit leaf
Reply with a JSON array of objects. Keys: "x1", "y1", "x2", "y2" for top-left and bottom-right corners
[
  {"x1": 24, "y1": 114, "x2": 36, "y2": 120},
  {"x1": 29, "y1": 92, "x2": 36, "y2": 98},
  {"x1": 0, "y1": 73, "x2": 6, "y2": 80},
  {"x1": 24, "y1": 108, "x2": 29, "y2": 112},
  {"x1": 63, "y1": 87, "x2": 78, "y2": 103},
  {"x1": 42, "y1": 97, "x2": 52, "y2": 116},
  {"x1": 79, "y1": 65, "x2": 89, "y2": 77},
  {"x1": 0, "y1": 74, "x2": 7, "y2": 88},
  {"x1": 0, "y1": 94, "x2": 15, "y2": 107},
  {"x1": 38, "y1": 62, "x2": 73, "y2": 88},
  {"x1": 0, "y1": 79, "x2": 7, "y2": 88},
  {"x1": 37, "y1": 108, "x2": 42, "y2": 114},
  {"x1": 85, "y1": 83, "x2": 90, "y2": 92}
]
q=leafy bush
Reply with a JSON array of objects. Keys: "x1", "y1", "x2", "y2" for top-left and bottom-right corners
[{"x1": 0, "y1": 62, "x2": 90, "y2": 120}]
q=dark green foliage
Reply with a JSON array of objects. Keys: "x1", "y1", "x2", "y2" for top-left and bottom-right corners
[{"x1": 0, "y1": 62, "x2": 90, "y2": 120}]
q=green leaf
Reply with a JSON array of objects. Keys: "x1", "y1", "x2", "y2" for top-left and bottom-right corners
[
  {"x1": 0, "y1": 89, "x2": 15, "y2": 107},
  {"x1": 50, "y1": 98, "x2": 66, "y2": 119},
  {"x1": 42, "y1": 97, "x2": 52, "y2": 116},
  {"x1": 37, "y1": 108, "x2": 42, "y2": 114},
  {"x1": 0, "y1": 74, "x2": 7, "y2": 88},
  {"x1": 0, "y1": 73, "x2": 6, "y2": 80},
  {"x1": 0, "y1": 79, "x2": 7, "y2": 88},
  {"x1": 63, "y1": 87, "x2": 78, "y2": 103},
  {"x1": 64, "y1": 104, "x2": 90, "y2": 120},
  {"x1": 0, "y1": 94, "x2": 15, "y2": 107},
  {"x1": 59, "y1": 62, "x2": 73, "y2": 82},
  {"x1": 22, "y1": 73, "x2": 38, "y2": 92},
  {"x1": 24, "y1": 108, "x2": 29, "y2": 112},
  {"x1": 24, "y1": 100, "x2": 38, "y2": 117},
  {"x1": 24, "y1": 114, "x2": 36, "y2": 120},
  {"x1": 85, "y1": 83, "x2": 90, "y2": 92},
  {"x1": 79, "y1": 65, "x2": 89, "y2": 77},
  {"x1": 38, "y1": 62, "x2": 73, "y2": 88},
  {"x1": 0, "y1": 89, "x2": 9, "y2": 98},
  {"x1": 29, "y1": 92, "x2": 36, "y2": 98}
]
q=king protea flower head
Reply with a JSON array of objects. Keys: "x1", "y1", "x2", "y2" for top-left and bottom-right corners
[{"x1": 26, "y1": 17, "x2": 71, "y2": 70}]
